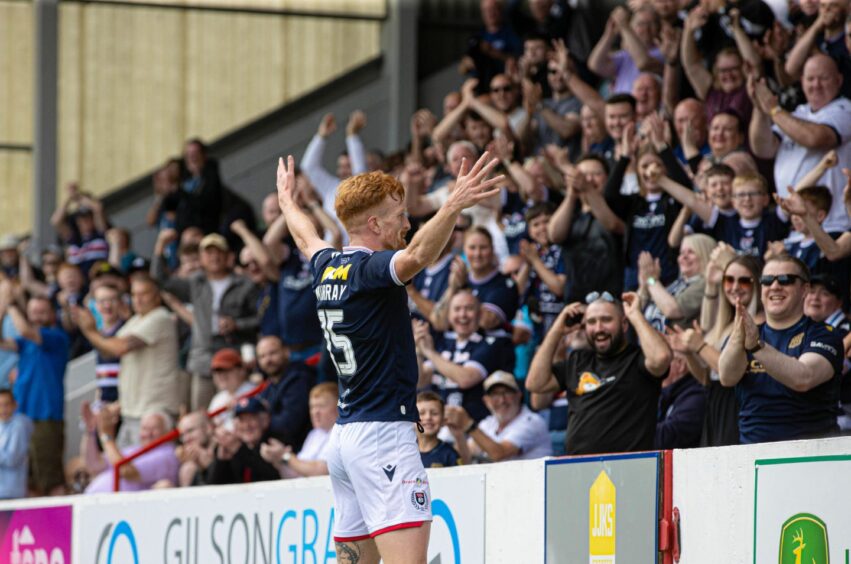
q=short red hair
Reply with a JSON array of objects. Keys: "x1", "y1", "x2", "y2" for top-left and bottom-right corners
[{"x1": 335, "y1": 172, "x2": 405, "y2": 229}]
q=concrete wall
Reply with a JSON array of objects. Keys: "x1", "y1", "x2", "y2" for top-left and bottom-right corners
[
  {"x1": 672, "y1": 436, "x2": 851, "y2": 563},
  {"x1": 5, "y1": 437, "x2": 851, "y2": 562}
]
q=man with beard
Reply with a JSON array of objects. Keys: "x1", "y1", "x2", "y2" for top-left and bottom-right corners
[
  {"x1": 526, "y1": 291, "x2": 672, "y2": 455},
  {"x1": 257, "y1": 336, "x2": 312, "y2": 452}
]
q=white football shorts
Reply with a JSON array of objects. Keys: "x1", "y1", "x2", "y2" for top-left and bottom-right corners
[{"x1": 326, "y1": 421, "x2": 433, "y2": 542}]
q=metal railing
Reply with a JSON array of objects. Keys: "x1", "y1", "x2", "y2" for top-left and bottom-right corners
[{"x1": 111, "y1": 379, "x2": 270, "y2": 492}]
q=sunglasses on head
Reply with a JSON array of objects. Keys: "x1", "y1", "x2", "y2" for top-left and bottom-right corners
[
  {"x1": 585, "y1": 291, "x2": 616, "y2": 304},
  {"x1": 723, "y1": 275, "x2": 754, "y2": 288},
  {"x1": 759, "y1": 274, "x2": 806, "y2": 286}
]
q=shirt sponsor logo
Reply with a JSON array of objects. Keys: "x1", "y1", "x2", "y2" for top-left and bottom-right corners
[
  {"x1": 809, "y1": 341, "x2": 838, "y2": 357},
  {"x1": 321, "y1": 264, "x2": 351, "y2": 282}
]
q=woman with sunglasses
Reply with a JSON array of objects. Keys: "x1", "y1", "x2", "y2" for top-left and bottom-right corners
[{"x1": 671, "y1": 252, "x2": 764, "y2": 447}]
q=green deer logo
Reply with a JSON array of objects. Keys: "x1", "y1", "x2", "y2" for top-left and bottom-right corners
[{"x1": 779, "y1": 514, "x2": 829, "y2": 564}]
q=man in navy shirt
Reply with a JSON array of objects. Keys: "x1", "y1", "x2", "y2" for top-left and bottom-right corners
[
  {"x1": 414, "y1": 290, "x2": 510, "y2": 422},
  {"x1": 275, "y1": 152, "x2": 501, "y2": 563},
  {"x1": 719, "y1": 256, "x2": 843, "y2": 443}
]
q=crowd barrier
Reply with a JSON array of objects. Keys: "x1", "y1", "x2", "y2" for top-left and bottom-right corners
[{"x1": 0, "y1": 436, "x2": 848, "y2": 563}]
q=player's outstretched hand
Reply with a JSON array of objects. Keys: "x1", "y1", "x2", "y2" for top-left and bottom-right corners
[
  {"x1": 277, "y1": 155, "x2": 297, "y2": 211},
  {"x1": 446, "y1": 151, "x2": 504, "y2": 213}
]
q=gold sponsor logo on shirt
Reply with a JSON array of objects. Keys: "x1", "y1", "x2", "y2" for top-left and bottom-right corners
[{"x1": 788, "y1": 333, "x2": 804, "y2": 349}]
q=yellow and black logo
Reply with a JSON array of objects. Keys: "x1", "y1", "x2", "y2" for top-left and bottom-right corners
[{"x1": 321, "y1": 264, "x2": 351, "y2": 282}]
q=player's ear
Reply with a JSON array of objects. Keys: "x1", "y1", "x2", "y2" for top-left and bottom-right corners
[{"x1": 366, "y1": 214, "x2": 381, "y2": 235}]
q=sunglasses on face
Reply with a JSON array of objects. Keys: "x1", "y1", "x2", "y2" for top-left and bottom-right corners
[
  {"x1": 723, "y1": 275, "x2": 754, "y2": 288},
  {"x1": 490, "y1": 86, "x2": 512, "y2": 93},
  {"x1": 759, "y1": 274, "x2": 806, "y2": 286},
  {"x1": 585, "y1": 291, "x2": 616, "y2": 304}
]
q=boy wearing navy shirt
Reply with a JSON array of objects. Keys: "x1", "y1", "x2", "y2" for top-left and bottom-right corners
[
  {"x1": 659, "y1": 172, "x2": 788, "y2": 257},
  {"x1": 719, "y1": 256, "x2": 843, "y2": 444},
  {"x1": 416, "y1": 392, "x2": 462, "y2": 468},
  {"x1": 518, "y1": 203, "x2": 566, "y2": 338}
]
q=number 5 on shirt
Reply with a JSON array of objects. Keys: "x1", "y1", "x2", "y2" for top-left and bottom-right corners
[{"x1": 318, "y1": 309, "x2": 357, "y2": 376}]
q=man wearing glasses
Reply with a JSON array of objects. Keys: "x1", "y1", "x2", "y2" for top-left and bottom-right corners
[
  {"x1": 719, "y1": 255, "x2": 844, "y2": 443},
  {"x1": 526, "y1": 291, "x2": 672, "y2": 455}
]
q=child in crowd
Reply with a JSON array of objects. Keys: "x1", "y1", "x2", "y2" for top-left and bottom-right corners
[
  {"x1": 766, "y1": 186, "x2": 832, "y2": 271},
  {"x1": 668, "y1": 164, "x2": 737, "y2": 247},
  {"x1": 416, "y1": 391, "x2": 465, "y2": 467},
  {"x1": 659, "y1": 172, "x2": 788, "y2": 257},
  {"x1": 516, "y1": 203, "x2": 566, "y2": 340}
]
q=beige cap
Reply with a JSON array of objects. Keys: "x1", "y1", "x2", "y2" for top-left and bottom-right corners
[
  {"x1": 483, "y1": 370, "x2": 520, "y2": 394},
  {"x1": 199, "y1": 233, "x2": 229, "y2": 252}
]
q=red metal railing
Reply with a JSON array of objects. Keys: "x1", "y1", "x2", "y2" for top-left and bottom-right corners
[{"x1": 112, "y1": 379, "x2": 270, "y2": 492}]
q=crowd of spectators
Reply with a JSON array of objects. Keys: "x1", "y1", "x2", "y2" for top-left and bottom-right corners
[{"x1": 1, "y1": 0, "x2": 851, "y2": 499}]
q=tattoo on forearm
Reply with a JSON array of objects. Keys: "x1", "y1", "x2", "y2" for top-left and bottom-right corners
[{"x1": 335, "y1": 542, "x2": 362, "y2": 564}]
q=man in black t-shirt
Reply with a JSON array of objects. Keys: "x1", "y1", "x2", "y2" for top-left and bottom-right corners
[{"x1": 527, "y1": 291, "x2": 673, "y2": 455}]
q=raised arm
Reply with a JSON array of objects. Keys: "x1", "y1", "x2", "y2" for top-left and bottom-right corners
[
  {"x1": 553, "y1": 39, "x2": 606, "y2": 121},
  {"x1": 784, "y1": 12, "x2": 826, "y2": 80},
  {"x1": 346, "y1": 110, "x2": 368, "y2": 175},
  {"x1": 73, "y1": 306, "x2": 146, "y2": 358},
  {"x1": 527, "y1": 304, "x2": 583, "y2": 393},
  {"x1": 718, "y1": 300, "x2": 749, "y2": 386},
  {"x1": 262, "y1": 213, "x2": 291, "y2": 266},
  {"x1": 393, "y1": 153, "x2": 503, "y2": 283},
  {"x1": 587, "y1": 14, "x2": 619, "y2": 79},
  {"x1": 276, "y1": 156, "x2": 331, "y2": 261},
  {"x1": 231, "y1": 219, "x2": 278, "y2": 282},
  {"x1": 747, "y1": 76, "x2": 781, "y2": 158},
  {"x1": 548, "y1": 184, "x2": 578, "y2": 244},
  {"x1": 432, "y1": 89, "x2": 470, "y2": 147},
  {"x1": 658, "y1": 176, "x2": 713, "y2": 223},
  {"x1": 680, "y1": 7, "x2": 712, "y2": 100},
  {"x1": 728, "y1": 9, "x2": 762, "y2": 72},
  {"x1": 300, "y1": 115, "x2": 341, "y2": 202},
  {"x1": 616, "y1": 7, "x2": 663, "y2": 75},
  {"x1": 793, "y1": 150, "x2": 837, "y2": 191},
  {"x1": 623, "y1": 292, "x2": 673, "y2": 377}
]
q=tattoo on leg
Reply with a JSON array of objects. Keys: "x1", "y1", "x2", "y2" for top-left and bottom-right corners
[{"x1": 336, "y1": 542, "x2": 362, "y2": 564}]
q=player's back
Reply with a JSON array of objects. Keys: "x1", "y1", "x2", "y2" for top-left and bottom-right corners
[{"x1": 311, "y1": 246, "x2": 418, "y2": 424}]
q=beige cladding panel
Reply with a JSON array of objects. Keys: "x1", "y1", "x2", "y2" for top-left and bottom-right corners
[{"x1": 46, "y1": 3, "x2": 377, "y2": 225}]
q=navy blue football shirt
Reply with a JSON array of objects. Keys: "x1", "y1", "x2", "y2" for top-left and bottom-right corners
[
  {"x1": 736, "y1": 316, "x2": 842, "y2": 443},
  {"x1": 310, "y1": 246, "x2": 418, "y2": 424}
]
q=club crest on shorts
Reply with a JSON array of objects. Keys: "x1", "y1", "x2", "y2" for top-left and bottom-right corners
[{"x1": 410, "y1": 484, "x2": 430, "y2": 512}]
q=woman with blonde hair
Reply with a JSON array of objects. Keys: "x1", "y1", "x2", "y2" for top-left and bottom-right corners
[
  {"x1": 670, "y1": 248, "x2": 764, "y2": 446},
  {"x1": 639, "y1": 233, "x2": 715, "y2": 331}
]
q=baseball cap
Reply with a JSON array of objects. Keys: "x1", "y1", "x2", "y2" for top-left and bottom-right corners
[
  {"x1": 810, "y1": 274, "x2": 841, "y2": 299},
  {"x1": 483, "y1": 370, "x2": 520, "y2": 394},
  {"x1": 234, "y1": 396, "x2": 269, "y2": 416},
  {"x1": 0, "y1": 234, "x2": 19, "y2": 251},
  {"x1": 211, "y1": 348, "x2": 242, "y2": 370},
  {"x1": 200, "y1": 233, "x2": 229, "y2": 252}
]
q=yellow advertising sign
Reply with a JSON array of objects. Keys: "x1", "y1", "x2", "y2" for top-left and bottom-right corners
[{"x1": 589, "y1": 470, "x2": 616, "y2": 564}]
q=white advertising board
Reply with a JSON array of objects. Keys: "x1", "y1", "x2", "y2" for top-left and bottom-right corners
[
  {"x1": 754, "y1": 454, "x2": 851, "y2": 564},
  {"x1": 78, "y1": 471, "x2": 484, "y2": 564}
]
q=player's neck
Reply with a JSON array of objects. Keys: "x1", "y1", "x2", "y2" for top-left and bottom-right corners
[{"x1": 346, "y1": 233, "x2": 383, "y2": 252}]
